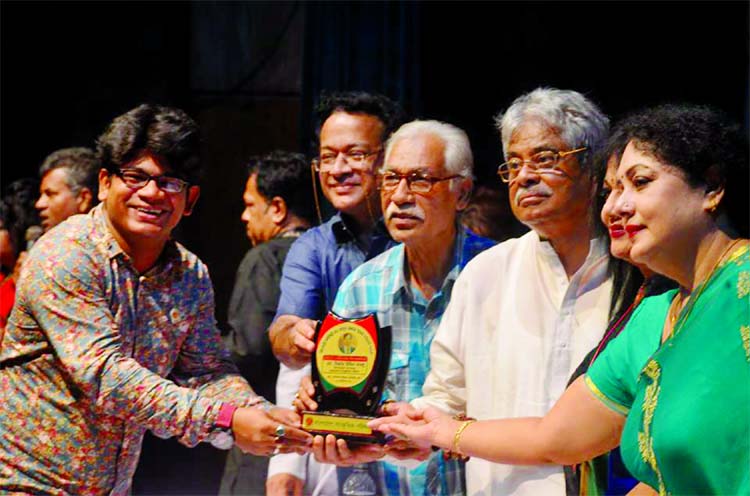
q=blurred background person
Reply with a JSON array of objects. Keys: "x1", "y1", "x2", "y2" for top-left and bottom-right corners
[
  {"x1": 0, "y1": 178, "x2": 41, "y2": 331},
  {"x1": 0, "y1": 200, "x2": 19, "y2": 332},
  {"x1": 35, "y1": 146, "x2": 99, "y2": 232},
  {"x1": 219, "y1": 150, "x2": 314, "y2": 495},
  {"x1": 460, "y1": 185, "x2": 527, "y2": 242}
]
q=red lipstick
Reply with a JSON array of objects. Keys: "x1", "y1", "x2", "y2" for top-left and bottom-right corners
[
  {"x1": 609, "y1": 225, "x2": 626, "y2": 239},
  {"x1": 625, "y1": 225, "x2": 644, "y2": 238}
]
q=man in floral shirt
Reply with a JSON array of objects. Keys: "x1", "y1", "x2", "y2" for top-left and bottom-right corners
[{"x1": 0, "y1": 104, "x2": 311, "y2": 495}]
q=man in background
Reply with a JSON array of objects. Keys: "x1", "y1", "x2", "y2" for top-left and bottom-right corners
[
  {"x1": 35, "y1": 146, "x2": 99, "y2": 231},
  {"x1": 220, "y1": 151, "x2": 314, "y2": 495}
]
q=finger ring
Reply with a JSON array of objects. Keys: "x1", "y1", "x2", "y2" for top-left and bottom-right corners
[
  {"x1": 275, "y1": 424, "x2": 286, "y2": 438},
  {"x1": 295, "y1": 392, "x2": 300, "y2": 399}
]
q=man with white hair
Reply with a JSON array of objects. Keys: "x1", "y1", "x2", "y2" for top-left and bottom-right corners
[
  {"x1": 381, "y1": 88, "x2": 614, "y2": 495},
  {"x1": 299, "y1": 119, "x2": 495, "y2": 495}
]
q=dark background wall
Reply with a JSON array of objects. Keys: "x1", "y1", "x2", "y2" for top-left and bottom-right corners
[{"x1": 2, "y1": 1, "x2": 747, "y2": 493}]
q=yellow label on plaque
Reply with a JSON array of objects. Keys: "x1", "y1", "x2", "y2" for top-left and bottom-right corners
[
  {"x1": 302, "y1": 412, "x2": 373, "y2": 436},
  {"x1": 316, "y1": 322, "x2": 376, "y2": 389}
]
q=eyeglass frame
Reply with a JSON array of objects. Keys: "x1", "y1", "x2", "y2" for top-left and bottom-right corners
[
  {"x1": 378, "y1": 170, "x2": 463, "y2": 194},
  {"x1": 311, "y1": 148, "x2": 382, "y2": 173},
  {"x1": 496, "y1": 146, "x2": 588, "y2": 183},
  {"x1": 113, "y1": 168, "x2": 190, "y2": 193}
]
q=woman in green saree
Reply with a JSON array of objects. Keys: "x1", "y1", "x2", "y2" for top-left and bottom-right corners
[{"x1": 371, "y1": 104, "x2": 749, "y2": 495}]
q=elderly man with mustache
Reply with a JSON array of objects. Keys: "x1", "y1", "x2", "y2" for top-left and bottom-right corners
[
  {"x1": 296, "y1": 119, "x2": 495, "y2": 495},
  {"x1": 376, "y1": 88, "x2": 614, "y2": 495}
]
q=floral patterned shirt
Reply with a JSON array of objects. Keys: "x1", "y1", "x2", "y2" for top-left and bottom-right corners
[{"x1": 0, "y1": 205, "x2": 258, "y2": 495}]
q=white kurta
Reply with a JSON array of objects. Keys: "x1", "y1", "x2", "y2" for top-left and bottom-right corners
[{"x1": 412, "y1": 231, "x2": 612, "y2": 496}]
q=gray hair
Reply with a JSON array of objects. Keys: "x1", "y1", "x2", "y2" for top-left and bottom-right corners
[
  {"x1": 384, "y1": 119, "x2": 474, "y2": 179},
  {"x1": 494, "y1": 88, "x2": 609, "y2": 174},
  {"x1": 39, "y1": 147, "x2": 100, "y2": 196}
]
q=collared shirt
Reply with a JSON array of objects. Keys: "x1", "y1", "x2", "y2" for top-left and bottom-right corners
[
  {"x1": 0, "y1": 205, "x2": 258, "y2": 495},
  {"x1": 268, "y1": 213, "x2": 393, "y2": 489},
  {"x1": 413, "y1": 231, "x2": 612, "y2": 496},
  {"x1": 274, "y1": 212, "x2": 392, "y2": 321},
  {"x1": 332, "y1": 228, "x2": 495, "y2": 496}
]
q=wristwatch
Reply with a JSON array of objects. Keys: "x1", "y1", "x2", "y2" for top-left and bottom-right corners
[{"x1": 210, "y1": 403, "x2": 237, "y2": 450}]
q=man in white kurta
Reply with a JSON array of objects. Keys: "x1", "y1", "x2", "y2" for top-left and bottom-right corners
[
  {"x1": 410, "y1": 88, "x2": 613, "y2": 495},
  {"x1": 413, "y1": 233, "x2": 611, "y2": 495}
]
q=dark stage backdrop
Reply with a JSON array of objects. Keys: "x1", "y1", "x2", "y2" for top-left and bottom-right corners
[{"x1": 2, "y1": 1, "x2": 747, "y2": 493}]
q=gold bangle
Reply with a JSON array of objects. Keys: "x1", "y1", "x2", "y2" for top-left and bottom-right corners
[{"x1": 452, "y1": 419, "x2": 476, "y2": 457}]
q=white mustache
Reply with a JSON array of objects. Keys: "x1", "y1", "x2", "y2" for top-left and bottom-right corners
[
  {"x1": 514, "y1": 184, "x2": 553, "y2": 205},
  {"x1": 385, "y1": 203, "x2": 424, "y2": 222}
]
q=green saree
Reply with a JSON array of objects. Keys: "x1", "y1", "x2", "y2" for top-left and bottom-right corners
[{"x1": 586, "y1": 244, "x2": 750, "y2": 495}]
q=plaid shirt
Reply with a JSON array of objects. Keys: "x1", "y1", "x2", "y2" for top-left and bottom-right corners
[{"x1": 331, "y1": 227, "x2": 495, "y2": 496}]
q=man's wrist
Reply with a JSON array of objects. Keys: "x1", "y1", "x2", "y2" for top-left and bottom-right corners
[
  {"x1": 216, "y1": 402, "x2": 238, "y2": 429},
  {"x1": 210, "y1": 402, "x2": 237, "y2": 450},
  {"x1": 247, "y1": 397, "x2": 274, "y2": 412}
]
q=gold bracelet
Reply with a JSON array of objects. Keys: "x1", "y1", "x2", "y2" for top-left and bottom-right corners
[{"x1": 452, "y1": 419, "x2": 476, "y2": 457}]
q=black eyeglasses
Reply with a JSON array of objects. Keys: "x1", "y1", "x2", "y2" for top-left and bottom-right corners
[
  {"x1": 378, "y1": 170, "x2": 462, "y2": 194},
  {"x1": 114, "y1": 168, "x2": 189, "y2": 193}
]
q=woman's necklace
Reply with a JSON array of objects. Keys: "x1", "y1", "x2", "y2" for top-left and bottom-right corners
[{"x1": 665, "y1": 238, "x2": 745, "y2": 341}]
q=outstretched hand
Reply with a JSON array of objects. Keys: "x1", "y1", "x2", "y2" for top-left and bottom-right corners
[
  {"x1": 369, "y1": 407, "x2": 458, "y2": 451},
  {"x1": 378, "y1": 400, "x2": 417, "y2": 418}
]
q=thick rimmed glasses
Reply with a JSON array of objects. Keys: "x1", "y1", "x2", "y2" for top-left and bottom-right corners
[
  {"x1": 497, "y1": 147, "x2": 587, "y2": 183},
  {"x1": 378, "y1": 171, "x2": 462, "y2": 194},
  {"x1": 114, "y1": 168, "x2": 189, "y2": 193},
  {"x1": 312, "y1": 149, "x2": 381, "y2": 173}
]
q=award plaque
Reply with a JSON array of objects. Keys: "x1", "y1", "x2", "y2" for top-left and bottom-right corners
[{"x1": 302, "y1": 312, "x2": 391, "y2": 444}]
